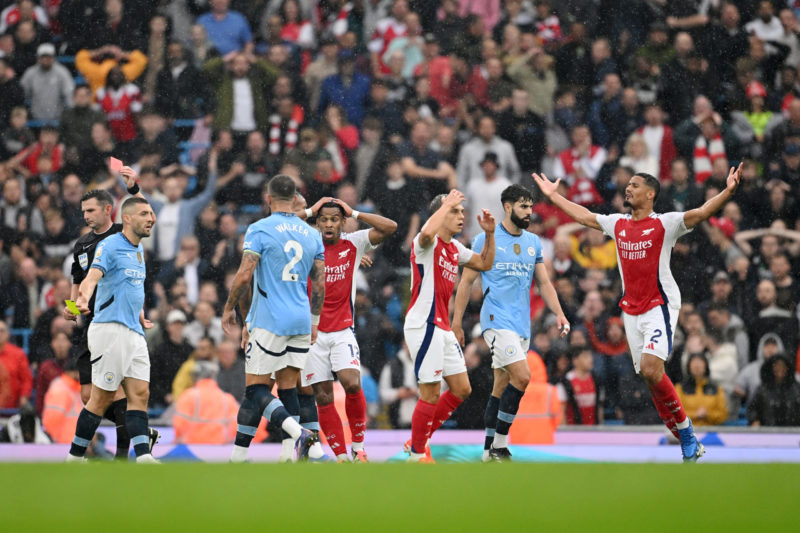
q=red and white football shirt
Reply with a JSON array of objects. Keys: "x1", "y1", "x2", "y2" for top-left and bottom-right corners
[
  {"x1": 596, "y1": 212, "x2": 691, "y2": 315},
  {"x1": 368, "y1": 17, "x2": 406, "y2": 73},
  {"x1": 319, "y1": 230, "x2": 374, "y2": 333},
  {"x1": 405, "y1": 234, "x2": 474, "y2": 331},
  {"x1": 95, "y1": 84, "x2": 143, "y2": 142},
  {"x1": 558, "y1": 370, "x2": 598, "y2": 425}
]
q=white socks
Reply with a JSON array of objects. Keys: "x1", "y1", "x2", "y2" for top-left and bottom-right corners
[
  {"x1": 492, "y1": 433, "x2": 508, "y2": 449},
  {"x1": 230, "y1": 445, "x2": 249, "y2": 463}
]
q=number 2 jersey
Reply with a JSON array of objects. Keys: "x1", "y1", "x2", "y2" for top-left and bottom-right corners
[
  {"x1": 243, "y1": 212, "x2": 324, "y2": 336},
  {"x1": 596, "y1": 211, "x2": 691, "y2": 315},
  {"x1": 319, "y1": 230, "x2": 375, "y2": 333},
  {"x1": 405, "y1": 234, "x2": 474, "y2": 331}
]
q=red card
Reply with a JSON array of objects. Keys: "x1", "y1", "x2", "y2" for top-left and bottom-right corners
[{"x1": 109, "y1": 157, "x2": 123, "y2": 172}]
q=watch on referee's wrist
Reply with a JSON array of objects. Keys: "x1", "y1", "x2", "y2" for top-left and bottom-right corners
[{"x1": 127, "y1": 182, "x2": 140, "y2": 195}]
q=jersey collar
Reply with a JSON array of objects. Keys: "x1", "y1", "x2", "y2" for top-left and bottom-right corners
[{"x1": 499, "y1": 222, "x2": 522, "y2": 238}]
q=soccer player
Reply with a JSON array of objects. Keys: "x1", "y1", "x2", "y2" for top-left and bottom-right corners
[
  {"x1": 64, "y1": 169, "x2": 158, "y2": 459},
  {"x1": 297, "y1": 196, "x2": 397, "y2": 462},
  {"x1": 67, "y1": 197, "x2": 158, "y2": 463},
  {"x1": 452, "y1": 184, "x2": 570, "y2": 462},
  {"x1": 223, "y1": 175, "x2": 322, "y2": 463},
  {"x1": 404, "y1": 190, "x2": 496, "y2": 463},
  {"x1": 532, "y1": 165, "x2": 742, "y2": 462}
]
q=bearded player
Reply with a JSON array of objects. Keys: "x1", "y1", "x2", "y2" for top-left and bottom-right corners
[
  {"x1": 532, "y1": 164, "x2": 742, "y2": 462},
  {"x1": 297, "y1": 197, "x2": 397, "y2": 462}
]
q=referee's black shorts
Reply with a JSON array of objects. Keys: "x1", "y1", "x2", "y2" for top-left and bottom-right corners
[{"x1": 72, "y1": 325, "x2": 92, "y2": 386}]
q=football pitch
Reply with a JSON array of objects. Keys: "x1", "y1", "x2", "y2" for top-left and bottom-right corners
[{"x1": 0, "y1": 463, "x2": 795, "y2": 531}]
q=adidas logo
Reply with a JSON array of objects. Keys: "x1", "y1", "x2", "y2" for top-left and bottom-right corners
[
  {"x1": 645, "y1": 343, "x2": 655, "y2": 351},
  {"x1": 350, "y1": 359, "x2": 360, "y2": 366}
]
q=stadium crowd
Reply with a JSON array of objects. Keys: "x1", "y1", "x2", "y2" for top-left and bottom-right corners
[{"x1": 2, "y1": 0, "x2": 800, "y2": 444}]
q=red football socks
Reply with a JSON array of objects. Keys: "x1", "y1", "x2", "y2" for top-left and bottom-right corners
[
  {"x1": 428, "y1": 391, "x2": 462, "y2": 436},
  {"x1": 317, "y1": 403, "x2": 347, "y2": 457},
  {"x1": 410, "y1": 400, "x2": 436, "y2": 454},
  {"x1": 345, "y1": 390, "x2": 367, "y2": 444},
  {"x1": 648, "y1": 374, "x2": 687, "y2": 438}
]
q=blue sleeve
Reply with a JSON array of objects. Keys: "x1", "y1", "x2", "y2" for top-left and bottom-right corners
[
  {"x1": 91, "y1": 237, "x2": 114, "y2": 274},
  {"x1": 313, "y1": 231, "x2": 324, "y2": 261},
  {"x1": 471, "y1": 232, "x2": 486, "y2": 254},
  {"x1": 183, "y1": 171, "x2": 218, "y2": 220},
  {"x1": 243, "y1": 227, "x2": 266, "y2": 256},
  {"x1": 534, "y1": 236, "x2": 544, "y2": 264}
]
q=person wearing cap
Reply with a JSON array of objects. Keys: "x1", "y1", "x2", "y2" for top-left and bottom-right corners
[
  {"x1": 533, "y1": 153, "x2": 744, "y2": 462},
  {"x1": 19, "y1": 42, "x2": 74, "y2": 121},
  {"x1": 317, "y1": 49, "x2": 370, "y2": 127},
  {"x1": 464, "y1": 151, "x2": 513, "y2": 239},
  {"x1": 706, "y1": 216, "x2": 745, "y2": 266},
  {"x1": 173, "y1": 359, "x2": 239, "y2": 444},
  {"x1": 150, "y1": 309, "x2": 193, "y2": 406}
]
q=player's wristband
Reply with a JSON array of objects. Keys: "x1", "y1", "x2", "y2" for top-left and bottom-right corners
[
  {"x1": 127, "y1": 182, "x2": 140, "y2": 195},
  {"x1": 305, "y1": 208, "x2": 313, "y2": 219},
  {"x1": 351, "y1": 210, "x2": 360, "y2": 220},
  {"x1": 311, "y1": 314, "x2": 320, "y2": 326}
]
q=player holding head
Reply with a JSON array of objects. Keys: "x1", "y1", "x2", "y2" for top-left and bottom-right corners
[
  {"x1": 67, "y1": 196, "x2": 158, "y2": 463},
  {"x1": 533, "y1": 164, "x2": 742, "y2": 462},
  {"x1": 296, "y1": 196, "x2": 397, "y2": 462},
  {"x1": 223, "y1": 174, "x2": 322, "y2": 463},
  {"x1": 452, "y1": 184, "x2": 569, "y2": 462},
  {"x1": 404, "y1": 190, "x2": 496, "y2": 463},
  {"x1": 64, "y1": 167, "x2": 158, "y2": 459}
]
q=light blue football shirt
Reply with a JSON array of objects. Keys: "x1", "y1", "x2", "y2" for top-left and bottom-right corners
[
  {"x1": 91, "y1": 232, "x2": 147, "y2": 336},
  {"x1": 472, "y1": 225, "x2": 543, "y2": 338},
  {"x1": 243, "y1": 212, "x2": 325, "y2": 336}
]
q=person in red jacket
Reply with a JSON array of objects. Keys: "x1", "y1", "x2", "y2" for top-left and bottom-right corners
[
  {"x1": 34, "y1": 331, "x2": 71, "y2": 414},
  {"x1": 0, "y1": 321, "x2": 33, "y2": 408}
]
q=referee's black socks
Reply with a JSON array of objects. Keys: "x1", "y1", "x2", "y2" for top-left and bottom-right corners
[{"x1": 103, "y1": 398, "x2": 131, "y2": 459}]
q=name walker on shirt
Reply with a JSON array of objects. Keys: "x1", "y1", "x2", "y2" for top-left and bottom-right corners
[{"x1": 275, "y1": 223, "x2": 310, "y2": 236}]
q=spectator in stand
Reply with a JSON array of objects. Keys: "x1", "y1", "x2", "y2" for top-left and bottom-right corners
[
  {"x1": 735, "y1": 333, "x2": 785, "y2": 408},
  {"x1": 75, "y1": 44, "x2": 148, "y2": 99},
  {"x1": 676, "y1": 353, "x2": 728, "y2": 426},
  {"x1": 154, "y1": 41, "x2": 213, "y2": 122},
  {"x1": 496, "y1": 88, "x2": 546, "y2": 178},
  {"x1": 216, "y1": 131, "x2": 275, "y2": 207},
  {"x1": 399, "y1": 119, "x2": 456, "y2": 205},
  {"x1": 187, "y1": 23, "x2": 220, "y2": 67},
  {"x1": 552, "y1": 124, "x2": 606, "y2": 207},
  {"x1": 769, "y1": 251, "x2": 800, "y2": 312},
  {"x1": 464, "y1": 152, "x2": 512, "y2": 239},
  {"x1": 283, "y1": 127, "x2": 333, "y2": 188},
  {"x1": 745, "y1": 1, "x2": 783, "y2": 42},
  {"x1": 20, "y1": 43, "x2": 73, "y2": 123},
  {"x1": 150, "y1": 309, "x2": 194, "y2": 406},
  {"x1": 456, "y1": 115, "x2": 520, "y2": 186},
  {"x1": 40, "y1": 358, "x2": 82, "y2": 444},
  {"x1": 33, "y1": 330, "x2": 70, "y2": 414},
  {"x1": 10, "y1": 18, "x2": 48, "y2": 76},
  {"x1": 633, "y1": 102, "x2": 677, "y2": 182},
  {"x1": 619, "y1": 133, "x2": 659, "y2": 179},
  {"x1": 379, "y1": 344, "x2": 419, "y2": 429},
  {"x1": 216, "y1": 339, "x2": 245, "y2": 402},
  {"x1": 317, "y1": 50, "x2": 370, "y2": 127},
  {"x1": 0, "y1": 321, "x2": 32, "y2": 408},
  {"x1": 1, "y1": 256, "x2": 40, "y2": 332},
  {"x1": 127, "y1": 108, "x2": 179, "y2": 167},
  {"x1": 184, "y1": 300, "x2": 224, "y2": 348},
  {"x1": 746, "y1": 279, "x2": 798, "y2": 360},
  {"x1": 557, "y1": 345, "x2": 602, "y2": 425},
  {"x1": 0, "y1": 56, "x2": 25, "y2": 130},
  {"x1": 172, "y1": 336, "x2": 217, "y2": 401},
  {"x1": 706, "y1": 300, "x2": 750, "y2": 371},
  {"x1": 197, "y1": 0, "x2": 253, "y2": 56},
  {"x1": 747, "y1": 353, "x2": 800, "y2": 426},
  {"x1": 59, "y1": 85, "x2": 106, "y2": 155},
  {"x1": 204, "y1": 52, "x2": 278, "y2": 141},
  {"x1": 304, "y1": 35, "x2": 339, "y2": 113},
  {"x1": 368, "y1": 0, "x2": 408, "y2": 76},
  {"x1": 157, "y1": 234, "x2": 211, "y2": 307}
]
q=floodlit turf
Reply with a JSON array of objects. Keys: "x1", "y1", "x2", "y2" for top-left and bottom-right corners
[{"x1": 1, "y1": 463, "x2": 796, "y2": 532}]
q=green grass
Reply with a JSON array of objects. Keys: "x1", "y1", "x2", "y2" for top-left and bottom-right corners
[{"x1": 1, "y1": 463, "x2": 796, "y2": 532}]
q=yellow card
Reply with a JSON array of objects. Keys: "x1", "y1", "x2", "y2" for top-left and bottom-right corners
[{"x1": 65, "y1": 300, "x2": 81, "y2": 315}]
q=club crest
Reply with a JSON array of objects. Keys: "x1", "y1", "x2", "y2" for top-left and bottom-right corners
[{"x1": 513, "y1": 243, "x2": 521, "y2": 255}]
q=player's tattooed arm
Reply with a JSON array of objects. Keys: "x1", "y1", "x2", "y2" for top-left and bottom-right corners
[
  {"x1": 222, "y1": 253, "x2": 258, "y2": 335},
  {"x1": 309, "y1": 258, "x2": 326, "y2": 316}
]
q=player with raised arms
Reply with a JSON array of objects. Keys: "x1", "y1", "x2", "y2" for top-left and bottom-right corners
[
  {"x1": 297, "y1": 197, "x2": 397, "y2": 462},
  {"x1": 404, "y1": 190, "x2": 496, "y2": 463},
  {"x1": 452, "y1": 184, "x2": 569, "y2": 462},
  {"x1": 532, "y1": 164, "x2": 742, "y2": 462},
  {"x1": 223, "y1": 175, "x2": 322, "y2": 463}
]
